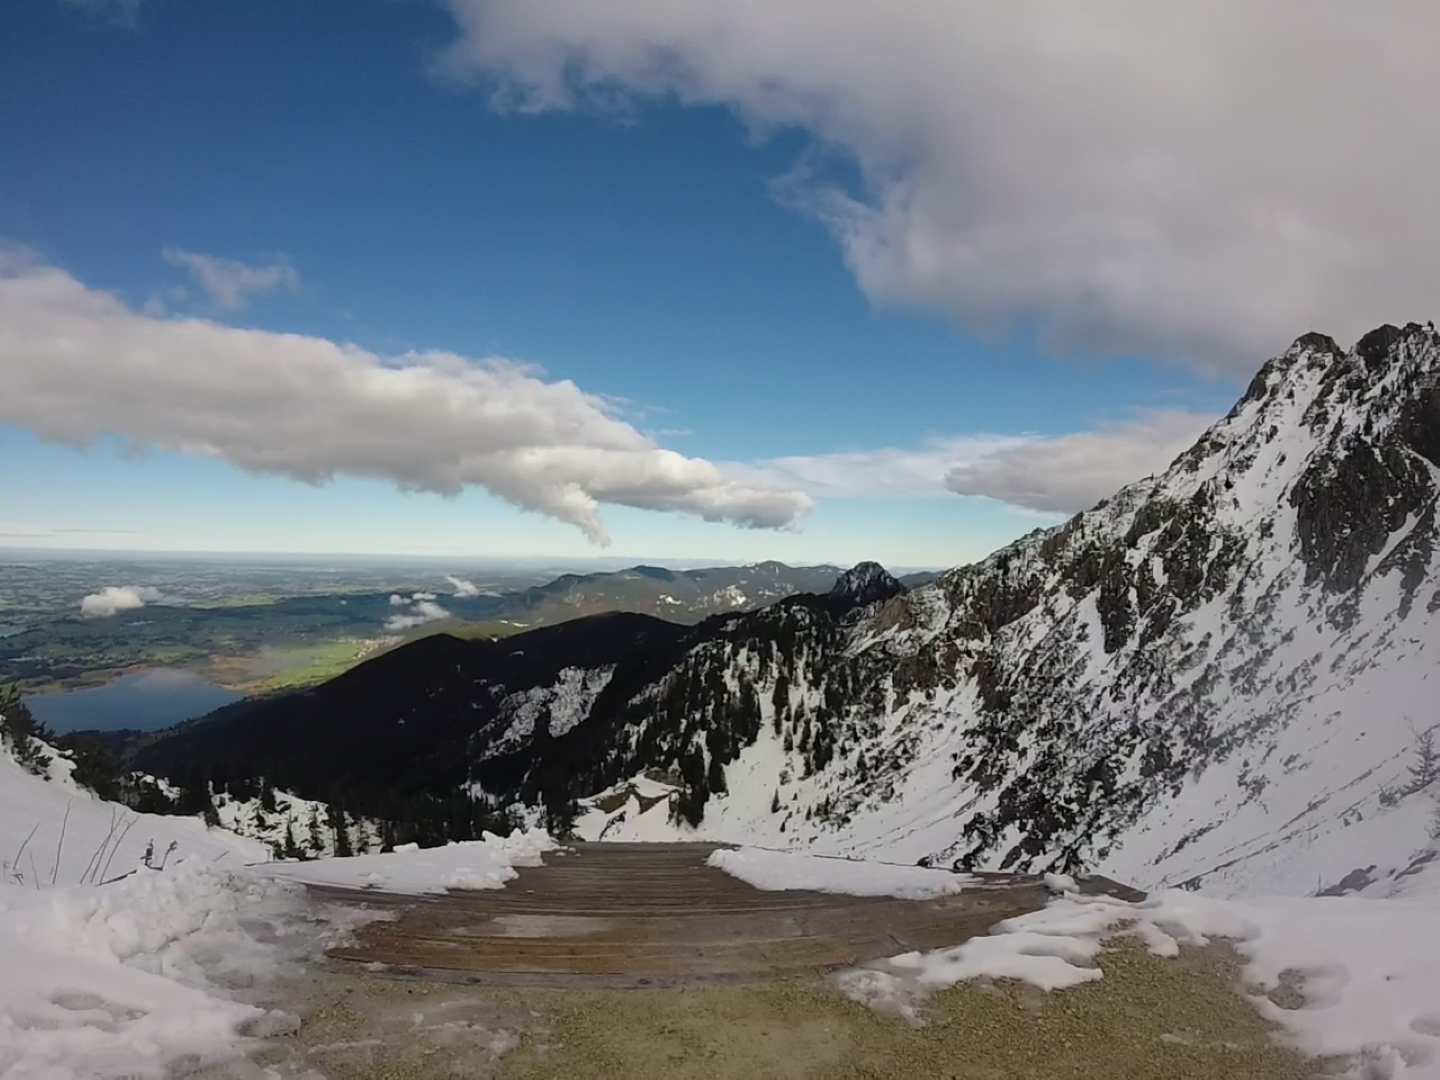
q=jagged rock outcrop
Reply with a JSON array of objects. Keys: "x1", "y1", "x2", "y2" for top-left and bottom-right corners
[
  {"x1": 584, "y1": 322, "x2": 1440, "y2": 895},
  {"x1": 829, "y1": 561, "x2": 906, "y2": 607}
]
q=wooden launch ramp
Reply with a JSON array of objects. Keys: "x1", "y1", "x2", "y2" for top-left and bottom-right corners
[{"x1": 314, "y1": 842, "x2": 1142, "y2": 985}]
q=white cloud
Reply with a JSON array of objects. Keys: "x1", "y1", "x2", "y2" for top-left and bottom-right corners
[
  {"x1": 384, "y1": 598, "x2": 452, "y2": 631},
  {"x1": 387, "y1": 593, "x2": 407, "y2": 606},
  {"x1": 743, "y1": 412, "x2": 1213, "y2": 513},
  {"x1": 80, "y1": 585, "x2": 161, "y2": 618},
  {"x1": 0, "y1": 249, "x2": 811, "y2": 544},
  {"x1": 944, "y1": 409, "x2": 1215, "y2": 513},
  {"x1": 750, "y1": 435, "x2": 1031, "y2": 498},
  {"x1": 444, "y1": 575, "x2": 482, "y2": 597},
  {"x1": 439, "y1": 1, "x2": 1440, "y2": 373},
  {"x1": 411, "y1": 591, "x2": 437, "y2": 602},
  {"x1": 162, "y1": 249, "x2": 300, "y2": 310}
]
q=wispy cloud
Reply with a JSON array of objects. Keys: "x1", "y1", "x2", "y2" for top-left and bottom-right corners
[
  {"x1": 384, "y1": 596, "x2": 452, "y2": 631},
  {"x1": 750, "y1": 435, "x2": 1032, "y2": 499},
  {"x1": 445, "y1": 575, "x2": 482, "y2": 597},
  {"x1": 944, "y1": 409, "x2": 1215, "y2": 513},
  {"x1": 57, "y1": 0, "x2": 140, "y2": 28},
  {"x1": 743, "y1": 410, "x2": 1216, "y2": 515},
  {"x1": 162, "y1": 249, "x2": 300, "y2": 310},
  {"x1": 0, "y1": 247, "x2": 811, "y2": 545}
]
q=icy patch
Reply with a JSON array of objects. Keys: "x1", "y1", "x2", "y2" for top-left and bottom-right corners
[
  {"x1": 840, "y1": 883, "x2": 1440, "y2": 1075},
  {"x1": 707, "y1": 846, "x2": 974, "y2": 900},
  {"x1": 263, "y1": 829, "x2": 556, "y2": 894}
]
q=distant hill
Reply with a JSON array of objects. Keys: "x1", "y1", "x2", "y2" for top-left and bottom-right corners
[
  {"x1": 497, "y1": 560, "x2": 844, "y2": 627},
  {"x1": 0, "y1": 560, "x2": 847, "y2": 696}
]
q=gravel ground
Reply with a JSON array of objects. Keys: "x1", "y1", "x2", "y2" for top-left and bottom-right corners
[{"x1": 254, "y1": 938, "x2": 1337, "y2": 1079}]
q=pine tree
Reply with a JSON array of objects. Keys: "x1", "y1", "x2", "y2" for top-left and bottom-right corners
[
  {"x1": 771, "y1": 673, "x2": 790, "y2": 716},
  {"x1": 707, "y1": 754, "x2": 728, "y2": 795},
  {"x1": 307, "y1": 807, "x2": 324, "y2": 856},
  {"x1": 770, "y1": 790, "x2": 781, "y2": 814},
  {"x1": 329, "y1": 803, "x2": 353, "y2": 857},
  {"x1": 259, "y1": 777, "x2": 277, "y2": 813},
  {"x1": 282, "y1": 818, "x2": 303, "y2": 860},
  {"x1": 1409, "y1": 727, "x2": 1439, "y2": 794},
  {"x1": 0, "y1": 684, "x2": 50, "y2": 775}
]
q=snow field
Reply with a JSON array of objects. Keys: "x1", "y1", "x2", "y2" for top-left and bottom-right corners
[{"x1": 0, "y1": 739, "x2": 558, "y2": 1077}]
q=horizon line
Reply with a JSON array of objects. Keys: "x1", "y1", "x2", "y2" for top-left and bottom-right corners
[{"x1": 0, "y1": 544, "x2": 945, "y2": 574}]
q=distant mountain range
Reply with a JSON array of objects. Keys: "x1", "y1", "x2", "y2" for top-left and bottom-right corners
[
  {"x1": 2, "y1": 559, "x2": 938, "y2": 698},
  {"x1": 492, "y1": 561, "x2": 848, "y2": 627}
]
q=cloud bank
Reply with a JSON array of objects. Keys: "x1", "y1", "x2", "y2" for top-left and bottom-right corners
[
  {"x1": 0, "y1": 250, "x2": 811, "y2": 544},
  {"x1": 80, "y1": 585, "x2": 161, "y2": 618},
  {"x1": 439, "y1": 0, "x2": 1440, "y2": 372},
  {"x1": 747, "y1": 409, "x2": 1215, "y2": 515},
  {"x1": 162, "y1": 249, "x2": 300, "y2": 310},
  {"x1": 944, "y1": 409, "x2": 1214, "y2": 513}
]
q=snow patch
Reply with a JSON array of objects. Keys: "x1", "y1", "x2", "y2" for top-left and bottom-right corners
[
  {"x1": 842, "y1": 862, "x2": 1440, "y2": 1075},
  {"x1": 262, "y1": 829, "x2": 556, "y2": 894},
  {"x1": 491, "y1": 666, "x2": 615, "y2": 754},
  {"x1": 707, "y1": 846, "x2": 974, "y2": 900}
]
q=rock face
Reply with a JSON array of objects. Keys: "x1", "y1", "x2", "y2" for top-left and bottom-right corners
[
  {"x1": 145, "y1": 323, "x2": 1440, "y2": 898},
  {"x1": 829, "y1": 562, "x2": 906, "y2": 607}
]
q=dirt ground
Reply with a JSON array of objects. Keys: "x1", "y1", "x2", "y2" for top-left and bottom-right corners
[{"x1": 255, "y1": 938, "x2": 1334, "y2": 1080}]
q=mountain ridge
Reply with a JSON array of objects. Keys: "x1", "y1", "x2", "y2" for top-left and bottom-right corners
[{"x1": 137, "y1": 323, "x2": 1440, "y2": 898}]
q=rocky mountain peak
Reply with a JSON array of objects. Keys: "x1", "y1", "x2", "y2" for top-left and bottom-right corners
[
  {"x1": 143, "y1": 320, "x2": 1440, "y2": 903},
  {"x1": 828, "y1": 561, "x2": 905, "y2": 607}
]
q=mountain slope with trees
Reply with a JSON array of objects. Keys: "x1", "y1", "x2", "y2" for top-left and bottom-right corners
[{"x1": 138, "y1": 324, "x2": 1440, "y2": 896}]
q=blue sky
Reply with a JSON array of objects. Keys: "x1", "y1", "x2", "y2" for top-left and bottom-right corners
[{"x1": 11, "y1": 0, "x2": 1408, "y2": 569}]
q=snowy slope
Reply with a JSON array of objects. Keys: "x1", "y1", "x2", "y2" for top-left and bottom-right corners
[
  {"x1": 214, "y1": 785, "x2": 383, "y2": 858},
  {"x1": 0, "y1": 741, "x2": 267, "y2": 888},
  {"x1": 0, "y1": 734, "x2": 555, "y2": 1077},
  {"x1": 0, "y1": 737, "x2": 286, "y2": 1077},
  {"x1": 564, "y1": 324, "x2": 1440, "y2": 900}
]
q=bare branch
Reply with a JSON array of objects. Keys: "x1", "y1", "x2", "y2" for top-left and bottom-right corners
[{"x1": 51, "y1": 801, "x2": 71, "y2": 887}]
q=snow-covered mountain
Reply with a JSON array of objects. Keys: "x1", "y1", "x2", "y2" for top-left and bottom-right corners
[
  {"x1": 140, "y1": 323, "x2": 1440, "y2": 899},
  {"x1": 632, "y1": 323, "x2": 1440, "y2": 895}
]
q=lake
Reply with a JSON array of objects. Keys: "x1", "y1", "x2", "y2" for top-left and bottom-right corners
[
  {"x1": 0, "y1": 623, "x2": 23, "y2": 638},
  {"x1": 25, "y1": 668, "x2": 244, "y2": 734}
]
